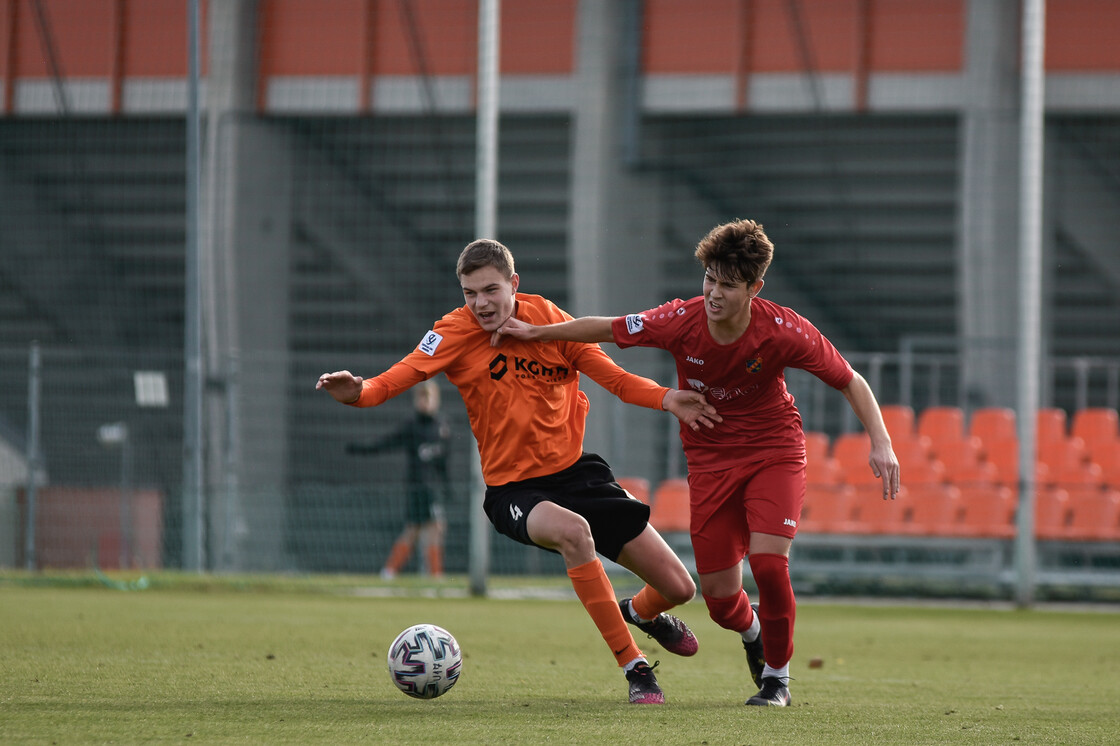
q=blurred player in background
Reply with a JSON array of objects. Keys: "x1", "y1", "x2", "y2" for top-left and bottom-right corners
[
  {"x1": 493, "y1": 219, "x2": 900, "y2": 707},
  {"x1": 318, "y1": 238, "x2": 722, "y2": 704},
  {"x1": 347, "y1": 380, "x2": 451, "y2": 580}
]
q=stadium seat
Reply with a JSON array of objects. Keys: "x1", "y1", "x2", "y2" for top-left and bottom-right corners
[
  {"x1": 934, "y1": 438, "x2": 997, "y2": 486},
  {"x1": 893, "y1": 437, "x2": 946, "y2": 484},
  {"x1": 897, "y1": 483, "x2": 959, "y2": 536},
  {"x1": 800, "y1": 484, "x2": 855, "y2": 534},
  {"x1": 1037, "y1": 408, "x2": 1069, "y2": 445},
  {"x1": 1036, "y1": 436, "x2": 1089, "y2": 476},
  {"x1": 616, "y1": 477, "x2": 651, "y2": 505},
  {"x1": 1091, "y1": 441, "x2": 1120, "y2": 490},
  {"x1": 1070, "y1": 407, "x2": 1119, "y2": 446},
  {"x1": 969, "y1": 407, "x2": 1017, "y2": 449},
  {"x1": 1061, "y1": 487, "x2": 1120, "y2": 542},
  {"x1": 649, "y1": 478, "x2": 691, "y2": 533},
  {"x1": 1048, "y1": 459, "x2": 1104, "y2": 490},
  {"x1": 881, "y1": 404, "x2": 917, "y2": 442},
  {"x1": 983, "y1": 438, "x2": 1049, "y2": 488},
  {"x1": 833, "y1": 432, "x2": 876, "y2": 485},
  {"x1": 844, "y1": 484, "x2": 909, "y2": 534},
  {"x1": 1035, "y1": 487, "x2": 1072, "y2": 540},
  {"x1": 917, "y1": 406, "x2": 966, "y2": 449},
  {"x1": 806, "y1": 455, "x2": 842, "y2": 486},
  {"x1": 804, "y1": 431, "x2": 831, "y2": 465},
  {"x1": 949, "y1": 485, "x2": 1017, "y2": 539}
]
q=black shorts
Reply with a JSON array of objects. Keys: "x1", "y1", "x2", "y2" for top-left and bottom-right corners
[{"x1": 483, "y1": 453, "x2": 650, "y2": 562}]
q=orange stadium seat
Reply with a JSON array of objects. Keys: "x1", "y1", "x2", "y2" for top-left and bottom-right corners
[
  {"x1": 649, "y1": 478, "x2": 691, "y2": 533},
  {"x1": 1061, "y1": 488, "x2": 1120, "y2": 542},
  {"x1": 983, "y1": 438, "x2": 1050, "y2": 488},
  {"x1": 616, "y1": 477, "x2": 651, "y2": 505},
  {"x1": 969, "y1": 407, "x2": 1017, "y2": 449},
  {"x1": 881, "y1": 405, "x2": 917, "y2": 443},
  {"x1": 935, "y1": 438, "x2": 998, "y2": 486},
  {"x1": 917, "y1": 406, "x2": 966, "y2": 449},
  {"x1": 1091, "y1": 441, "x2": 1120, "y2": 490},
  {"x1": 1035, "y1": 487, "x2": 1071, "y2": 540},
  {"x1": 833, "y1": 432, "x2": 876, "y2": 485},
  {"x1": 1036, "y1": 436, "x2": 1089, "y2": 476},
  {"x1": 800, "y1": 484, "x2": 855, "y2": 534},
  {"x1": 845, "y1": 484, "x2": 908, "y2": 534},
  {"x1": 1070, "y1": 407, "x2": 1119, "y2": 447},
  {"x1": 950, "y1": 485, "x2": 1017, "y2": 539},
  {"x1": 806, "y1": 455, "x2": 842, "y2": 487},
  {"x1": 1036, "y1": 408, "x2": 1069, "y2": 446},
  {"x1": 804, "y1": 431, "x2": 831, "y2": 464},
  {"x1": 897, "y1": 483, "x2": 959, "y2": 536}
]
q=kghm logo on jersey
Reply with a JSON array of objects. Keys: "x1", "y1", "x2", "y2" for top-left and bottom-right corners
[
  {"x1": 489, "y1": 353, "x2": 570, "y2": 383},
  {"x1": 746, "y1": 357, "x2": 763, "y2": 373}
]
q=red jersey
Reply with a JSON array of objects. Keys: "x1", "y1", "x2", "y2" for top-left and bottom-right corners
[
  {"x1": 351, "y1": 293, "x2": 669, "y2": 486},
  {"x1": 611, "y1": 296, "x2": 854, "y2": 473}
]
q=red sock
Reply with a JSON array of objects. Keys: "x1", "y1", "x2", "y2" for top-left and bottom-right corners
[
  {"x1": 568, "y1": 558, "x2": 642, "y2": 666},
  {"x1": 631, "y1": 585, "x2": 672, "y2": 621},
  {"x1": 702, "y1": 589, "x2": 756, "y2": 632},
  {"x1": 748, "y1": 552, "x2": 795, "y2": 668}
]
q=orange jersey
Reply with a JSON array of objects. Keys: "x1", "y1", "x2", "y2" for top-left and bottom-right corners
[{"x1": 351, "y1": 293, "x2": 670, "y2": 486}]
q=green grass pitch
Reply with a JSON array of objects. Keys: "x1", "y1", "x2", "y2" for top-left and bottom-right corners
[{"x1": 2, "y1": 572, "x2": 1119, "y2": 745}]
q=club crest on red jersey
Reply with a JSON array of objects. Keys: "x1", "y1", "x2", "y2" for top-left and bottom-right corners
[{"x1": 746, "y1": 357, "x2": 763, "y2": 373}]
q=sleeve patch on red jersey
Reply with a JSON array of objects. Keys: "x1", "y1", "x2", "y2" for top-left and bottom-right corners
[{"x1": 625, "y1": 314, "x2": 645, "y2": 335}]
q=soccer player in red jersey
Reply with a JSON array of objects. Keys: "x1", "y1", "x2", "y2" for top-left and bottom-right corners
[
  {"x1": 318, "y1": 239, "x2": 722, "y2": 704},
  {"x1": 493, "y1": 219, "x2": 900, "y2": 707}
]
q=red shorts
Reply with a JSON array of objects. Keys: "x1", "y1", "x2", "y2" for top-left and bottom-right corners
[{"x1": 688, "y1": 455, "x2": 806, "y2": 575}]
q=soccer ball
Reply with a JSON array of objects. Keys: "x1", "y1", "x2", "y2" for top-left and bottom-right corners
[{"x1": 386, "y1": 624, "x2": 462, "y2": 699}]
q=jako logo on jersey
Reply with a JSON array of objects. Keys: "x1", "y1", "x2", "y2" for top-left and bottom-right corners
[
  {"x1": 746, "y1": 357, "x2": 763, "y2": 373},
  {"x1": 784, "y1": 518, "x2": 797, "y2": 528},
  {"x1": 489, "y1": 353, "x2": 570, "y2": 382},
  {"x1": 686, "y1": 355, "x2": 704, "y2": 365},
  {"x1": 418, "y1": 330, "x2": 443, "y2": 356},
  {"x1": 509, "y1": 503, "x2": 523, "y2": 521},
  {"x1": 625, "y1": 314, "x2": 645, "y2": 334}
]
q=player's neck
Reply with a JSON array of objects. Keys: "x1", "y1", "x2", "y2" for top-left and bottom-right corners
[{"x1": 707, "y1": 308, "x2": 751, "y2": 345}]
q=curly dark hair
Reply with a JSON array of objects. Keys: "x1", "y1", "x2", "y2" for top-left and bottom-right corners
[{"x1": 694, "y1": 219, "x2": 774, "y2": 285}]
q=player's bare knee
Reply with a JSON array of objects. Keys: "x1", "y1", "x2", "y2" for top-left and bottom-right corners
[{"x1": 552, "y1": 515, "x2": 595, "y2": 559}]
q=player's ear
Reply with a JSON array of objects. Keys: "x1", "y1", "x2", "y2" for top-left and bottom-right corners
[
  {"x1": 510, "y1": 272, "x2": 520, "y2": 294},
  {"x1": 751, "y1": 279, "x2": 765, "y2": 297}
]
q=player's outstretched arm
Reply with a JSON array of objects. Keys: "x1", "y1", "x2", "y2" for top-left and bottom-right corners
[
  {"x1": 316, "y1": 370, "x2": 363, "y2": 404},
  {"x1": 491, "y1": 316, "x2": 615, "y2": 346},
  {"x1": 841, "y1": 372, "x2": 900, "y2": 500},
  {"x1": 663, "y1": 389, "x2": 722, "y2": 432}
]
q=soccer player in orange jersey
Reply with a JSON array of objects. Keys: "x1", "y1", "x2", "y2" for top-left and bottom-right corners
[
  {"x1": 318, "y1": 239, "x2": 721, "y2": 704},
  {"x1": 493, "y1": 219, "x2": 900, "y2": 707}
]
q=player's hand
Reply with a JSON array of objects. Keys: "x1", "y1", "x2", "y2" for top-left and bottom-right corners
[
  {"x1": 490, "y1": 316, "x2": 537, "y2": 347},
  {"x1": 868, "y1": 441, "x2": 900, "y2": 499},
  {"x1": 316, "y1": 370, "x2": 364, "y2": 404},
  {"x1": 663, "y1": 389, "x2": 722, "y2": 431}
]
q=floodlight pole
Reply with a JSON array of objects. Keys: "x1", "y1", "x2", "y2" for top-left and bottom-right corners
[
  {"x1": 182, "y1": 0, "x2": 206, "y2": 572},
  {"x1": 468, "y1": 0, "x2": 500, "y2": 598},
  {"x1": 1014, "y1": 0, "x2": 1046, "y2": 607},
  {"x1": 24, "y1": 342, "x2": 41, "y2": 570}
]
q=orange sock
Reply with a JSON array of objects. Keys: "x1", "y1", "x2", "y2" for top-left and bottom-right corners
[
  {"x1": 631, "y1": 585, "x2": 673, "y2": 621},
  {"x1": 567, "y1": 558, "x2": 642, "y2": 667},
  {"x1": 383, "y1": 538, "x2": 413, "y2": 574},
  {"x1": 426, "y1": 544, "x2": 443, "y2": 577}
]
